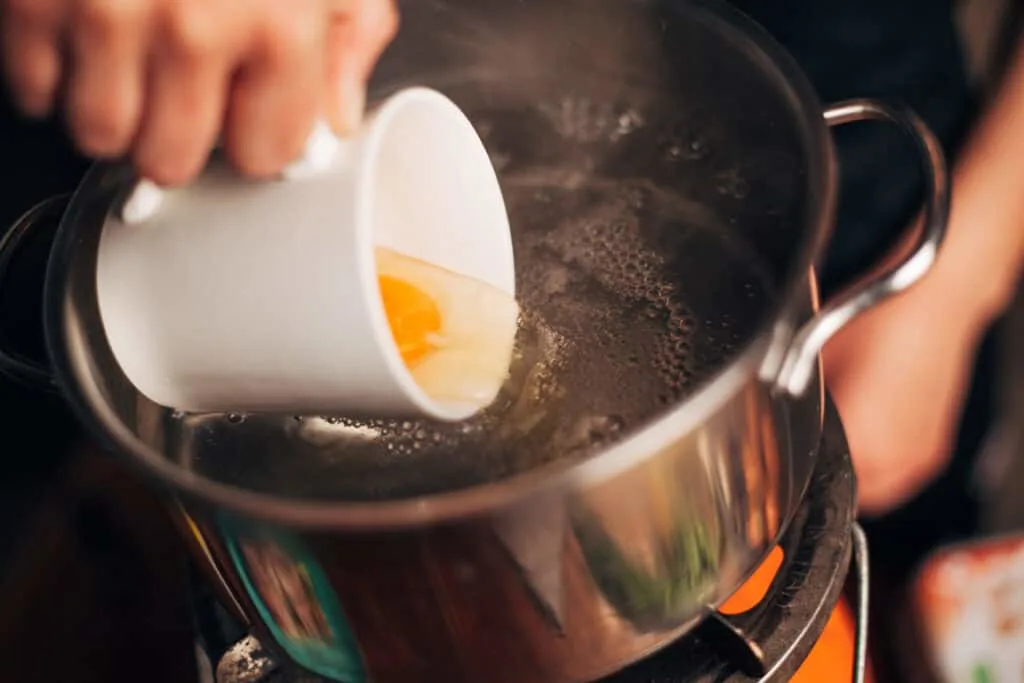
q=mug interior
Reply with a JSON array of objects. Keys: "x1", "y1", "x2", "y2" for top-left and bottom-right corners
[{"x1": 358, "y1": 87, "x2": 517, "y2": 421}]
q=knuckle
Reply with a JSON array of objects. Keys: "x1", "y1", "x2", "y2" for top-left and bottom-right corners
[
  {"x1": 161, "y1": 3, "x2": 219, "y2": 59},
  {"x1": 261, "y1": 10, "x2": 319, "y2": 61},
  {"x1": 77, "y1": 0, "x2": 144, "y2": 35}
]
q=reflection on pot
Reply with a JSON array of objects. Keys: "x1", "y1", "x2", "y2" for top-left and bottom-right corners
[
  {"x1": 240, "y1": 540, "x2": 332, "y2": 641},
  {"x1": 221, "y1": 518, "x2": 366, "y2": 683},
  {"x1": 570, "y1": 453, "x2": 724, "y2": 632},
  {"x1": 574, "y1": 512, "x2": 722, "y2": 632}
]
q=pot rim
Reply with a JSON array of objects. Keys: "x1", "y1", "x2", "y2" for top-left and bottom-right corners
[{"x1": 44, "y1": 0, "x2": 836, "y2": 530}]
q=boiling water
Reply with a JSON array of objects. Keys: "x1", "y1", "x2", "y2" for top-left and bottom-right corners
[{"x1": 177, "y1": 174, "x2": 773, "y2": 502}]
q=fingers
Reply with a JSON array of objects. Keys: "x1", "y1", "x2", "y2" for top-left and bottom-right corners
[
  {"x1": 346, "y1": 0, "x2": 398, "y2": 83},
  {"x1": 66, "y1": 0, "x2": 149, "y2": 157},
  {"x1": 1, "y1": 0, "x2": 398, "y2": 182},
  {"x1": 1, "y1": 0, "x2": 64, "y2": 116},
  {"x1": 222, "y1": 2, "x2": 323, "y2": 178},
  {"x1": 133, "y1": 4, "x2": 232, "y2": 184},
  {"x1": 324, "y1": 0, "x2": 398, "y2": 135}
]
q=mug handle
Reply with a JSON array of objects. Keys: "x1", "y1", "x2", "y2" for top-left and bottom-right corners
[
  {"x1": 770, "y1": 99, "x2": 951, "y2": 396},
  {"x1": 0, "y1": 194, "x2": 71, "y2": 391},
  {"x1": 120, "y1": 120, "x2": 344, "y2": 224}
]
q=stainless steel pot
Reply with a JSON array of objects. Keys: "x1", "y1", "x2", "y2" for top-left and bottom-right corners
[{"x1": 0, "y1": 0, "x2": 947, "y2": 681}]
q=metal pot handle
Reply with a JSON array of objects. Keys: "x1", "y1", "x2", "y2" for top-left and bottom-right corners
[
  {"x1": 773, "y1": 99, "x2": 951, "y2": 396},
  {"x1": 850, "y1": 522, "x2": 870, "y2": 683},
  {"x1": 0, "y1": 195, "x2": 71, "y2": 391}
]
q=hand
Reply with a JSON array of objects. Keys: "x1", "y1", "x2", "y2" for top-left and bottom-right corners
[
  {"x1": 823, "y1": 274, "x2": 990, "y2": 516},
  {"x1": 1, "y1": 0, "x2": 398, "y2": 184}
]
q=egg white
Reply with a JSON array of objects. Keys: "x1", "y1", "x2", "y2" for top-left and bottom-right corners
[{"x1": 375, "y1": 247, "x2": 519, "y2": 415}]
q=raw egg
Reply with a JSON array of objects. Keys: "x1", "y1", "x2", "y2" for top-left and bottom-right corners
[{"x1": 375, "y1": 246, "x2": 519, "y2": 414}]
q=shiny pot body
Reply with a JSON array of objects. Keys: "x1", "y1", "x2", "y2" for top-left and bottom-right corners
[
  {"x1": 0, "y1": 0, "x2": 948, "y2": 681},
  {"x1": 177, "y1": 365, "x2": 822, "y2": 683}
]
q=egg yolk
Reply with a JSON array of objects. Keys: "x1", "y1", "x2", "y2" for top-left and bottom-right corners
[{"x1": 378, "y1": 274, "x2": 443, "y2": 368}]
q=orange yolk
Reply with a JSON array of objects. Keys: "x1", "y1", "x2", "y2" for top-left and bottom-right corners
[{"x1": 378, "y1": 274, "x2": 442, "y2": 368}]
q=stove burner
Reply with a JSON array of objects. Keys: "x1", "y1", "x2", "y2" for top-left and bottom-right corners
[
  {"x1": 197, "y1": 400, "x2": 868, "y2": 683},
  {"x1": 600, "y1": 400, "x2": 868, "y2": 683}
]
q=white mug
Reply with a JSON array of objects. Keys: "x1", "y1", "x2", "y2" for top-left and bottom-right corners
[{"x1": 95, "y1": 87, "x2": 517, "y2": 421}]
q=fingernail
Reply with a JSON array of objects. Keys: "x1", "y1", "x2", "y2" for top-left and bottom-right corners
[{"x1": 336, "y1": 77, "x2": 365, "y2": 136}]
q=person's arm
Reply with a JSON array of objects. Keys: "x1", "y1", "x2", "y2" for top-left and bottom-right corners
[
  {"x1": 825, "y1": 32, "x2": 1024, "y2": 515},
  {"x1": 930, "y1": 35, "x2": 1024, "y2": 324}
]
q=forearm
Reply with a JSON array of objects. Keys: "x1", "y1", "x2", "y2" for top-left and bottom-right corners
[{"x1": 926, "y1": 33, "x2": 1024, "y2": 324}]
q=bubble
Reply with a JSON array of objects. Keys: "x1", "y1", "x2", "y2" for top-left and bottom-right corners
[
  {"x1": 561, "y1": 414, "x2": 627, "y2": 454},
  {"x1": 612, "y1": 110, "x2": 645, "y2": 140},
  {"x1": 715, "y1": 169, "x2": 750, "y2": 199},
  {"x1": 186, "y1": 170, "x2": 770, "y2": 503},
  {"x1": 685, "y1": 136, "x2": 709, "y2": 161}
]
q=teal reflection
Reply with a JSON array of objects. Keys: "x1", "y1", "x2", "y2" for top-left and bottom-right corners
[{"x1": 220, "y1": 517, "x2": 365, "y2": 683}]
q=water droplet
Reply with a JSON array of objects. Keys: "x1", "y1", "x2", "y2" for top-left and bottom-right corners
[{"x1": 226, "y1": 413, "x2": 245, "y2": 424}]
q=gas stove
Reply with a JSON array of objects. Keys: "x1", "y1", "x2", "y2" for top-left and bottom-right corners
[{"x1": 193, "y1": 400, "x2": 868, "y2": 683}]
